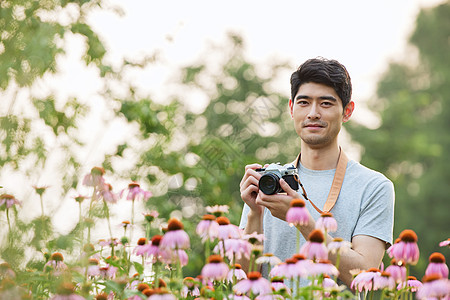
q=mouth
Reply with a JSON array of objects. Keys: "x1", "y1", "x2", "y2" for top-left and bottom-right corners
[{"x1": 303, "y1": 122, "x2": 326, "y2": 129}]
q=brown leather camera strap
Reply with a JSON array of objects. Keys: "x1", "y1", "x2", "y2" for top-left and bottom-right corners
[{"x1": 294, "y1": 148, "x2": 349, "y2": 214}]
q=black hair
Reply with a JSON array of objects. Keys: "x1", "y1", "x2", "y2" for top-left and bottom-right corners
[{"x1": 290, "y1": 57, "x2": 352, "y2": 110}]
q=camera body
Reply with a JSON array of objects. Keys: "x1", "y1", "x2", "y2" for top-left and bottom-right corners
[{"x1": 256, "y1": 163, "x2": 299, "y2": 195}]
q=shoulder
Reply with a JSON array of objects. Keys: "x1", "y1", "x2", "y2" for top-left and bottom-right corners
[{"x1": 347, "y1": 160, "x2": 393, "y2": 186}]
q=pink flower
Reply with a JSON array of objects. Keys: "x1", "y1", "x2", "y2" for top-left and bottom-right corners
[
  {"x1": 196, "y1": 214, "x2": 219, "y2": 242},
  {"x1": 300, "y1": 230, "x2": 328, "y2": 261},
  {"x1": 286, "y1": 199, "x2": 309, "y2": 226},
  {"x1": 98, "y1": 238, "x2": 119, "y2": 248},
  {"x1": 120, "y1": 182, "x2": 152, "y2": 202},
  {"x1": 388, "y1": 229, "x2": 420, "y2": 265},
  {"x1": 385, "y1": 260, "x2": 406, "y2": 284},
  {"x1": 216, "y1": 216, "x2": 241, "y2": 239},
  {"x1": 181, "y1": 277, "x2": 200, "y2": 298},
  {"x1": 82, "y1": 166, "x2": 105, "y2": 188},
  {"x1": 97, "y1": 183, "x2": 118, "y2": 203},
  {"x1": 160, "y1": 249, "x2": 189, "y2": 266},
  {"x1": 201, "y1": 255, "x2": 229, "y2": 281},
  {"x1": 134, "y1": 237, "x2": 152, "y2": 257},
  {"x1": 373, "y1": 271, "x2": 396, "y2": 291},
  {"x1": 416, "y1": 274, "x2": 450, "y2": 299},
  {"x1": 255, "y1": 253, "x2": 282, "y2": 267},
  {"x1": 99, "y1": 264, "x2": 117, "y2": 279},
  {"x1": 148, "y1": 288, "x2": 176, "y2": 300},
  {"x1": 327, "y1": 237, "x2": 352, "y2": 254},
  {"x1": 425, "y1": 252, "x2": 449, "y2": 278},
  {"x1": 144, "y1": 235, "x2": 163, "y2": 263},
  {"x1": 439, "y1": 238, "x2": 450, "y2": 248},
  {"x1": 44, "y1": 253, "x2": 68, "y2": 274},
  {"x1": 233, "y1": 271, "x2": 272, "y2": 297},
  {"x1": 271, "y1": 277, "x2": 291, "y2": 295},
  {"x1": 227, "y1": 264, "x2": 248, "y2": 282},
  {"x1": 309, "y1": 259, "x2": 339, "y2": 277},
  {"x1": 397, "y1": 276, "x2": 423, "y2": 292},
  {"x1": 214, "y1": 238, "x2": 251, "y2": 261},
  {"x1": 243, "y1": 232, "x2": 265, "y2": 244},
  {"x1": 160, "y1": 218, "x2": 190, "y2": 250},
  {"x1": 143, "y1": 210, "x2": 159, "y2": 223},
  {"x1": 206, "y1": 205, "x2": 229, "y2": 216},
  {"x1": 0, "y1": 194, "x2": 21, "y2": 209},
  {"x1": 350, "y1": 268, "x2": 381, "y2": 292},
  {"x1": 270, "y1": 256, "x2": 310, "y2": 279},
  {"x1": 86, "y1": 258, "x2": 101, "y2": 277},
  {"x1": 315, "y1": 212, "x2": 337, "y2": 233}
]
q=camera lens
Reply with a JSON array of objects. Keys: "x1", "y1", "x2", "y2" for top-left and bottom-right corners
[{"x1": 259, "y1": 173, "x2": 281, "y2": 195}]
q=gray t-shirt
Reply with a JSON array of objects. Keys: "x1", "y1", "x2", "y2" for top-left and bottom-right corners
[{"x1": 239, "y1": 159, "x2": 395, "y2": 280}]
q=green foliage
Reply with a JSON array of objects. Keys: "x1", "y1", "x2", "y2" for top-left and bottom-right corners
[{"x1": 346, "y1": 1, "x2": 450, "y2": 277}]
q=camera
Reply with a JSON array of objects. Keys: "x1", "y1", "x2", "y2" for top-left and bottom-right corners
[{"x1": 256, "y1": 163, "x2": 299, "y2": 195}]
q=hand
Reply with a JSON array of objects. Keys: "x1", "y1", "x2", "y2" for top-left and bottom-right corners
[
  {"x1": 240, "y1": 164, "x2": 265, "y2": 215},
  {"x1": 256, "y1": 178, "x2": 301, "y2": 221}
]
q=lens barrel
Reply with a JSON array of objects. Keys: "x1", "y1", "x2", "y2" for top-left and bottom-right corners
[{"x1": 259, "y1": 173, "x2": 281, "y2": 195}]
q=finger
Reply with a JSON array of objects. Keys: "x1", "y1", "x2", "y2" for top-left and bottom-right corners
[
  {"x1": 240, "y1": 164, "x2": 262, "y2": 186},
  {"x1": 245, "y1": 163, "x2": 263, "y2": 172},
  {"x1": 240, "y1": 176, "x2": 259, "y2": 193},
  {"x1": 280, "y1": 179, "x2": 300, "y2": 198}
]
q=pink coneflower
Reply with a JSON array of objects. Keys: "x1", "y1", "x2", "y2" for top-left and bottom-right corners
[
  {"x1": 300, "y1": 229, "x2": 328, "y2": 261},
  {"x1": 50, "y1": 282, "x2": 84, "y2": 300},
  {"x1": 87, "y1": 258, "x2": 101, "y2": 277},
  {"x1": 233, "y1": 271, "x2": 272, "y2": 297},
  {"x1": 439, "y1": 238, "x2": 450, "y2": 248},
  {"x1": 350, "y1": 268, "x2": 381, "y2": 292},
  {"x1": 147, "y1": 288, "x2": 176, "y2": 300},
  {"x1": 44, "y1": 252, "x2": 68, "y2": 274},
  {"x1": 373, "y1": 271, "x2": 396, "y2": 291},
  {"x1": 271, "y1": 277, "x2": 291, "y2": 295},
  {"x1": 120, "y1": 182, "x2": 152, "y2": 202},
  {"x1": 206, "y1": 204, "x2": 229, "y2": 216},
  {"x1": 397, "y1": 276, "x2": 423, "y2": 292},
  {"x1": 143, "y1": 210, "x2": 159, "y2": 223},
  {"x1": 243, "y1": 232, "x2": 265, "y2": 245},
  {"x1": 201, "y1": 255, "x2": 229, "y2": 281},
  {"x1": 181, "y1": 277, "x2": 200, "y2": 298},
  {"x1": 0, "y1": 194, "x2": 21, "y2": 209},
  {"x1": 316, "y1": 212, "x2": 338, "y2": 233},
  {"x1": 255, "y1": 253, "x2": 282, "y2": 267},
  {"x1": 227, "y1": 264, "x2": 248, "y2": 282},
  {"x1": 270, "y1": 257, "x2": 307, "y2": 279},
  {"x1": 134, "y1": 237, "x2": 151, "y2": 257},
  {"x1": 97, "y1": 183, "x2": 118, "y2": 203},
  {"x1": 98, "y1": 238, "x2": 120, "y2": 248},
  {"x1": 425, "y1": 252, "x2": 449, "y2": 278},
  {"x1": 286, "y1": 199, "x2": 309, "y2": 226},
  {"x1": 416, "y1": 274, "x2": 450, "y2": 299},
  {"x1": 385, "y1": 259, "x2": 406, "y2": 284},
  {"x1": 160, "y1": 249, "x2": 189, "y2": 266},
  {"x1": 99, "y1": 264, "x2": 117, "y2": 279},
  {"x1": 82, "y1": 166, "x2": 105, "y2": 188},
  {"x1": 214, "y1": 238, "x2": 252, "y2": 261},
  {"x1": 327, "y1": 237, "x2": 352, "y2": 254},
  {"x1": 309, "y1": 259, "x2": 339, "y2": 277},
  {"x1": 217, "y1": 216, "x2": 242, "y2": 240},
  {"x1": 146, "y1": 235, "x2": 163, "y2": 263},
  {"x1": 160, "y1": 218, "x2": 190, "y2": 250},
  {"x1": 388, "y1": 229, "x2": 420, "y2": 265},
  {"x1": 196, "y1": 214, "x2": 219, "y2": 242}
]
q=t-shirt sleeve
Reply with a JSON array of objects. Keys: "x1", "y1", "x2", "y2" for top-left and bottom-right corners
[
  {"x1": 353, "y1": 179, "x2": 395, "y2": 247},
  {"x1": 239, "y1": 203, "x2": 250, "y2": 229}
]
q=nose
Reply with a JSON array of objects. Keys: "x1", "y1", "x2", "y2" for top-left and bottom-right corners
[{"x1": 307, "y1": 104, "x2": 320, "y2": 119}]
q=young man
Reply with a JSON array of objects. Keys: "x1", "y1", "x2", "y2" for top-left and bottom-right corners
[{"x1": 238, "y1": 58, "x2": 395, "y2": 287}]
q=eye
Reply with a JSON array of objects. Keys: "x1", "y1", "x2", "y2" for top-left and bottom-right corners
[
  {"x1": 296, "y1": 100, "x2": 309, "y2": 106},
  {"x1": 321, "y1": 101, "x2": 333, "y2": 107}
]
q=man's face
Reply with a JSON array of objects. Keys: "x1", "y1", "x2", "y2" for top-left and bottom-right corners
[{"x1": 289, "y1": 82, "x2": 353, "y2": 148}]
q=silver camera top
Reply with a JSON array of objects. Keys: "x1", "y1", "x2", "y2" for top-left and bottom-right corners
[{"x1": 259, "y1": 163, "x2": 298, "y2": 176}]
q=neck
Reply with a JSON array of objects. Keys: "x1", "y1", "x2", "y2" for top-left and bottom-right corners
[{"x1": 299, "y1": 143, "x2": 341, "y2": 170}]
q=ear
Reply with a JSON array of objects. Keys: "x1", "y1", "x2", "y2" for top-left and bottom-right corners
[
  {"x1": 342, "y1": 101, "x2": 355, "y2": 123},
  {"x1": 288, "y1": 98, "x2": 294, "y2": 119}
]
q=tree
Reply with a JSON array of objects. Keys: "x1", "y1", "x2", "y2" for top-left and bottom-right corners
[{"x1": 346, "y1": 1, "x2": 450, "y2": 276}]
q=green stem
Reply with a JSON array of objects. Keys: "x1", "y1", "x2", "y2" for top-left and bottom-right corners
[
  {"x1": 40, "y1": 195, "x2": 44, "y2": 216},
  {"x1": 205, "y1": 238, "x2": 210, "y2": 264},
  {"x1": 103, "y1": 201, "x2": 113, "y2": 240},
  {"x1": 6, "y1": 208, "x2": 11, "y2": 244},
  {"x1": 296, "y1": 228, "x2": 300, "y2": 253},
  {"x1": 130, "y1": 199, "x2": 135, "y2": 244}
]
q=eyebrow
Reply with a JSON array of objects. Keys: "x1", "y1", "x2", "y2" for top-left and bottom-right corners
[{"x1": 295, "y1": 95, "x2": 337, "y2": 102}]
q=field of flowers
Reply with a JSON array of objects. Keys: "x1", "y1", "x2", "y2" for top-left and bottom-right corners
[{"x1": 0, "y1": 167, "x2": 449, "y2": 299}]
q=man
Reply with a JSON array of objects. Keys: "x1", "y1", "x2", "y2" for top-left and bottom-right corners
[{"x1": 238, "y1": 58, "x2": 395, "y2": 287}]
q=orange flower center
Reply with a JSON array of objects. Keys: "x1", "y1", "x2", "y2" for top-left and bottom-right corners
[
  {"x1": 208, "y1": 255, "x2": 223, "y2": 264},
  {"x1": 151, "y1": 235, "x2": 162, "y2": 246},
  {"x1": 248, "y1": 271, "x2": 262, "y2": 280},
  {"x1": 137, "y1": 283, "x2": 150, "y2": 292},
  {"x1": 320, "y1": 212, "x2": 333, "y2": 218},
  {"x1": 167, "y1": 218, "x2": 184, "y2": 231},
  {"x1": 290, "y1": 198, "x2": 305, "y2": 207},
  {"x1": 399, "y1": 229, "x2": 418, "y2": 243},
  {"x1": 216, "y1": 216, "x2": 230, "y2": 225},
  {"x1": 50, "y1": 252, "x2": 64, "y2": 262},
  {"x1": 429, "y1": 252, "x2": 445, "y2": 263},
  {"x1": 137, "y1": 237, "x2": 148, "y2": 245},
  {"x1": 308, "y1": 229, "x2": 324, "y2": 243},
  {"x1": 202, "y1": 214, "x2": 216, "y2": 221}
]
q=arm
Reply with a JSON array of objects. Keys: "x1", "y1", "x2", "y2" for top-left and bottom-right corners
[{"x1": 237, "y1": 164, "x2": 265, "y2": 273}]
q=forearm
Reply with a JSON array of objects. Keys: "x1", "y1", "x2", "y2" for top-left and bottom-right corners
[{"x1": 237, "y1": 210, "x2": 264, "y2": 273}]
